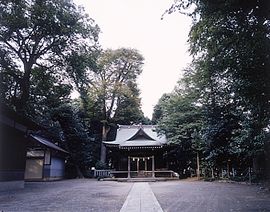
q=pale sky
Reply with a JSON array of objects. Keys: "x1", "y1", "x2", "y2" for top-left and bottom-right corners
[{"x1": 74, "y1": 0, "x2": 192, "y2": 118}]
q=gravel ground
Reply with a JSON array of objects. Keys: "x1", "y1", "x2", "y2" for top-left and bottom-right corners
[
  {"x1": 150, "y1": 181, "x2": 270, "y2": 212},
  {"x1": 0, "y1": 179, "x2": 132, "y2": 212},
  {"x1": 0, "y1": 179, "x2": 269, "y2": 212}
]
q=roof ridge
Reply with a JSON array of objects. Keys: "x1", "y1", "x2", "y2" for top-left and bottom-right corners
[{"x1": 118, "y1": 125, "x2": 156, "y2": 129}]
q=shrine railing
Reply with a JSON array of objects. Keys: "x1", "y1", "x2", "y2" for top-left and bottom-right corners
[
  {"x1": 94, "y1": 169, "x2": 113, "y2": 178},
  {"x1": 93, "y1": 169, "x2": 179, "y2": 178},
  {"x1": 110, "y1": 170, "x2": 178, "y2": 178}
]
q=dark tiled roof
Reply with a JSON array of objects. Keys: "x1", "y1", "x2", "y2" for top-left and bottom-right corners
[
  {"x1": 103, "y1": 125, "x2": 167, "y2": 147},
  {"x1": 30, "y1": 134, "x2": 69, "y2": 154}
]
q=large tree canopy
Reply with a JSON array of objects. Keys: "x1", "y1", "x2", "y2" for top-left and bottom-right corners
[
  {"x1": 92, "y1": 48, "x2": 144, "y2": 121},
  {"x1": 0, "y1": 0, "x2": 149, "y2": 176},
  {"x1": 87, "y1": 48, "x2": 144, "y2": 162},
  {"x1": 0, "y1": 0, "x2": 100, "y2": 112},
  {"x1": 157, "y1": 0, "x2": 270, "y2": 177}
]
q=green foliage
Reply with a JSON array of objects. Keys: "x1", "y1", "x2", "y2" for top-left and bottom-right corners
[
  {"x1": 113, "y1": 81, "x2": 146, "y2": 125},
  {"x1": 0, "y1": 0, "x2": 100, "y2": 112},
  {"x1": 92, "y1": 48, "x2": 144, "y2": 121},
  {"x1": 160, "y1": 0, "x2": 270, "y2": 176},
  {"x1": 67, "y1": 46, "x2": 148, "y2": 130},
  {"x1": 154, "y1": 72, "x2": 204, "y2": 172},
  {"x1": 152, "y1": 94, "x2": 170, "y2": 125},
  {"x1": 0, "y1": 0, "x2": 149, "y2": 174},
  {"x1": 52, "y1": 104, "x2": 99, "y2": 176},
  {"x1": 0, "y1": 0, "x2": 102, "y2": 176},
  {"x1": 95, "y1": 161, "x2": 108, "y2": 170}
]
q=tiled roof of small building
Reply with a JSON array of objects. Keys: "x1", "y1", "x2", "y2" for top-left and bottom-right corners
[
  {"x1": 103, "y1": 125, "x2": 167, "y2": 147},
  {"x1": 30, "y1": 134, "x2": 69, "y2": 153}
]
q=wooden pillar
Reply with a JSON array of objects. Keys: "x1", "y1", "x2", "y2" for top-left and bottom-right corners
[
  {"x1": 137, "y1": 158, "x2": 139, "y2": 172},
  {"x1": 128, "y1": 156, "x2": 130, "y2": 178},
  {"x1": 145, "y1": 158, "x2": 147, "y2": 171},
  {"x1": 152, "y1": 156, "x2": 155, "y2": 178}
]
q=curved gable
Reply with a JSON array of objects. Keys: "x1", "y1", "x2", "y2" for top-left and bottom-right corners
[{"x1": 127, "y1": 128, "x2": 155, "y2": 141}]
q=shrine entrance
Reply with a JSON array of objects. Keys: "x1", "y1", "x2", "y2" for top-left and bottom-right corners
[
  {"x1": 130, "y1": 156, "x2": 152, "y2": 171},
  {"x1": 128, "y1": 156, "x2": 155, "y2": 178},
  {"x1": 103, "y1": 125, "x2": 175, "y2": 179}
]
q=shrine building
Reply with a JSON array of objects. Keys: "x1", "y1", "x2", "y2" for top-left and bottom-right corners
[{"x1": 104, "y1": 125, "x2": 176, "y2": 178}]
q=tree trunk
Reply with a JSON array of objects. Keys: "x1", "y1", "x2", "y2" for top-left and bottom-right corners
[
  {"x1": 211, "y1": 168, "x2": 214, "y2": 179},
  {"x1": 100, "y1": 122, "x2": 109, "y2": 163},
  {"x1": 15, "y1": 62, "x2": 33, "y2": 112},
  {"x1": 75, "y1": 164, "x2": 84, "y2": 178}
]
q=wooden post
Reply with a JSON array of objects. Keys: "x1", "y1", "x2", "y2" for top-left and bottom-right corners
[
  {"x1": 145, "y1": 158, "x2": 147, "y2": 171},
  {"x1": 196, "y1": 152, "x2": 200, "y2": 180},
  {"x1": 152, "y1": 156, "x2": 155, "y2": 178},
  {"x1": 248, "y1": 167, "x2": 252, "y2": 184},
  {"x1": 128, "y1": 156, "x2": 131, "y2": 178},
  {"x1": 137, "y1": 158, "x2": 139, "y2": 173},
  {"x1": 227, "y1": 160, "x2": 230, "y2": 179},
  {"x1": 211, "y1": 168, "x2": 214, "y2": 179}
]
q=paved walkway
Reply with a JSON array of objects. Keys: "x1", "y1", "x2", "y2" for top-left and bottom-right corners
[
  {"x1": 120, "y1": 183, "x2": 163, "y2": 212},
  {"x1": 0, "y1": 179, "x2": 269, "y2": 211}
]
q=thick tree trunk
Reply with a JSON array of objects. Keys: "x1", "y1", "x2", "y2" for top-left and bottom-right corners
[
  {"x1": 75, "y1": 165, "x2": 84, "y2": 178},
  {"x1": 196, "y1": 152, "x2": 200, "y2": 180},
  {"x1": 100, "y1": 145, "x2": 106, "y2": 163},
  {"x1": 100, "y1": 122, "x2": 109, "y2": 163},
  {"x1": 15, "y1": 62, "x2": 33, "y2": 112}
]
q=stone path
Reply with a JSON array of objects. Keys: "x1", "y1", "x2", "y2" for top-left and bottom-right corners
[
  {"x1": 1, "y1": 179, "x2": 269, "y2": 211},
  {"x1": 120, "y1": 182, "x2": 163, "y2": 212}
]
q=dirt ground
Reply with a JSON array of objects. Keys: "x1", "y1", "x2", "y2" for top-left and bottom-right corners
[{"x1": 0, "y1": 179, "x2": 269, "y2": 212}]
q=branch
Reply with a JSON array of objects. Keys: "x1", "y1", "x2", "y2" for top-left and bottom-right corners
[
  {"x1": 35, "y1": 62, "x2": 55, "y2": 70},
  {"x1": 1, "y1": 39, "x2": 25, "y2": 63}
]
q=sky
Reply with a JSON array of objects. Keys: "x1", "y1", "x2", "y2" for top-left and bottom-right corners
[{"x1": 73, "y1": 0, "x2": 192, "y2": 118}]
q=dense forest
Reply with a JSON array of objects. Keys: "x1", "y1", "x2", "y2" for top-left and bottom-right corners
[
  {"x1": 1, "y1": 0, "x2": 269, "y2": 180},
  {"x1": 154, "y1": 0, "x2": 270, "y2": 180}
]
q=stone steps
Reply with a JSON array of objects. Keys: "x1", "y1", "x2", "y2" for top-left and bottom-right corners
[{"x1": 102, "y1": 177, "x2": 179, "y2": 182}]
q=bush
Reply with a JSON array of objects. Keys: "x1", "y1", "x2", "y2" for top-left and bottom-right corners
[{"x1": 95, "y1": 161, "x2": 108, "y2": 169}]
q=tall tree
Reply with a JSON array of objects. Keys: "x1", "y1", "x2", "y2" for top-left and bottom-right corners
[
  {"x1": 0, "y1": 0, "x2": 99, "y2": 113},
  {"x1": 155, "y1": 71, "x2": 204, "y2": 175},
  {"x1": 88, "y1": 48, "x2": 144, "y2": 162},
  {"x1": 113, "y1": 81, "x2": 146, "y2": 125},
  {"x1": 152, "y1": 93, "x2": 171, "y2": 125},
  {"x1": 166, "y1": 0, "x2": 270, "y2": 170}
]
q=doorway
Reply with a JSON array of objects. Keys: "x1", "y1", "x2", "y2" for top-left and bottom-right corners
[{"x1": 130, "y1": 156, "x2": 153, "y2": 177}]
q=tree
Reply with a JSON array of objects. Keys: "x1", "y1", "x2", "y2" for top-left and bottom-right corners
[
  {"x1": 64, "y1": 47, "x2": 101, "y2": 111},
  {"x1": 52, "y1": 104, "x2": 99, "y2": 177},
  {"x1": 165, "y1": 0, "x2": 270, "y2": 177},
  {"x1": 113, "y1": 81, "x2": 147, "y2": 125},
  {"x1": 0, "y1": 0, "x2": 99, "y2": 113},
  {"x1": 87, "y1": 48, "x2": 144, "y2": 162},
  {"x1": 152, "y1": 93, "x2": 171, "y2": 125},
  {"x1": 155, "y1": 72, "x2": 204, "y2": 176}
]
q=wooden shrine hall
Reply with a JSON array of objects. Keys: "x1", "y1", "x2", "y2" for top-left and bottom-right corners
[{"x1": 104, "y1": 125, "x2": 176, "y2": 179}]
